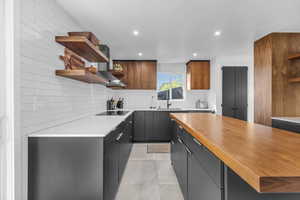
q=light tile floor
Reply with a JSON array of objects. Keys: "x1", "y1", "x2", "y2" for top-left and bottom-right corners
[{"x1": 115, "y1": 143, "x2": 184, "y2": 200}]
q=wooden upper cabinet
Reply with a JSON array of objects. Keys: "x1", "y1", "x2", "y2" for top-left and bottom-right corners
[
  {"x1": 141, "y1": 61, "x2": 157, "y2": 89},
  {"x1": 113, "y1": 60, "x2": 157, "y2": 90},
  {"x1": 186, "y1": 60, "x2": 210, "y2": 90},
  {"x1": 254, "y1": 33, "x2": 300, "y2": 126}
]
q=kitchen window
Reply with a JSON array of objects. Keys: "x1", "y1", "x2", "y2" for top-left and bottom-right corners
[{"x1": 157, "y1": 72, "x2": 184, "y2": 100}]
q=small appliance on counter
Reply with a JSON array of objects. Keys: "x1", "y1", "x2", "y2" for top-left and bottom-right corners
[
  {"x1": 107, "y1": 98, "x2": 116, "y2": 110},
  {"x1": 196, "y1": 99, "x2": 209, "y2": 109},
  {"x1": 116, "y1": 98, "x2": 124, "y2": 109}
]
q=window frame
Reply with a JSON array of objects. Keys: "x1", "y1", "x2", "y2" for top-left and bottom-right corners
[{"x1": 156, "y1": 72, "x2": 185, "y2": 101}]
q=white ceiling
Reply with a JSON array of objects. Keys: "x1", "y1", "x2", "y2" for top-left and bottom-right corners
[{"x1": 56, "y1": 0, "x2": 300, "y2": 62}]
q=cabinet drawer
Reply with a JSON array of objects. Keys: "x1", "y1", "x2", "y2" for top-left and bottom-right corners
[
  {"x1": 181, "y1": 129, "x2": 224, "y2": 188},
  {"x1": 189, "y1": 153, "x2": 223, "y2": 200}
]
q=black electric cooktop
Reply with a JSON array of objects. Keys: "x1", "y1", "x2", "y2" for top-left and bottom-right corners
[{"x1": 96, "y1": 111, "x2": 130, "y2": 116}]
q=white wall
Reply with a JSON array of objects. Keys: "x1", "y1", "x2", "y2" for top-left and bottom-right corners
[
  {"x1": 114, "y1": 62, "x2": 216, "y2": 110},
  {"x1": 0, "y1": 0, "x2": 7, "y2": 198},
  {"x1": 212, "y1": 51, "x2": 254, "y2": 122},
  {"x1": 2, "y1": 0, "x2": 22, "y2": 199},
  {"x1": 20, "y1": 0, "x2": 114, "y2": 198}
]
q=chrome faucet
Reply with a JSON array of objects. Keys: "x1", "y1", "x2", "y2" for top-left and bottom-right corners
[
  {"x1": 166, "y1": 89, "x2": 172, "y2": 109},
  {"x1": 167, "y1": 96, "x2": 172, "y2": 109},
  {"x1": 167, "y1": 98, "x2": 172, "y2": 109}
]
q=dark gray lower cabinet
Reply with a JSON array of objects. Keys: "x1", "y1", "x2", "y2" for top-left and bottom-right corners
[
  {"x1": 145, "y1": 111, "x2": 155, "y2": 141},
  {"x1": 156, "y1": 111, "x2": 172, "y2": 141},
  {"x1": 118, "y1": 117, "x2": 133, "y2": 182},
  {"x1": 272, "y1": 119, "x2": 300, "y2": 134},
  {"x1": 172, "y1": 122, "x2": 223, "y2": 200},
  {"x1": 28, "y1": 115, "x2": 133, "y2": 200},
  {"x1": 188, "y1": 153, "x2": 223, "y2": 200},
  {"x1": 104, "y1": 131, "x2": 120, "y2": 200},
  {"x1": 146, "y1": 111, "x2": 172, "y2": 142},
  {"x1": 28, "y1": 138, "x2": 103, "y2": 200},
  {"x1": 133, "y1": 111, "x2": 145, "y2": 142},
  {"x1": 134, "y1": 110, "x2": 209, "y2": 143},
  {"x1": 175, "y1": 136, "x2": 188, "y2": 199},
  {"x1": 134, "y1": 111, "x2": 172, "y2": 142}
]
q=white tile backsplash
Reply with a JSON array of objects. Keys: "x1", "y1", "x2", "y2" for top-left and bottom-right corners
[
  {"x1": 20, "y1": 0, "x2": 113, "y2": 135},
  {"x1": 113, "y1": 89, "x2": 215, "y2": 110},
  {"x1": 20, "y1": 1, "x2": 115, "y2": 198}
]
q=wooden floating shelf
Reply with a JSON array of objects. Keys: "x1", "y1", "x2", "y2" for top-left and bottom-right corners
[
  {"x1": 288, "y1": 77, "x2": 300, "y2": 83},
  {"x1": 56, "y1": 69, "x2": 108, "y2": 84},
  {"x1": 107, "y1": 86, "x2": 126, "y2": 89},
  {"x1": 288, "y1": 53, "x2": 300, "y2": 60},
  {"x1": 55, "y1": 36, "x2": 109, "y2": 62}
]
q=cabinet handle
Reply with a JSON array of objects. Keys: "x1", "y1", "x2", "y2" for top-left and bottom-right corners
[
  {"x1": 193, "y1": 138, "x2": 202, "y2": 147},
  {"x1": 178, "y1": 137, "x2": 183, "y2": 144},
  {"x1": 171, "y1": 140, "x2": 174, "y2": 145},
  {"x1": 185, "y1": 146, "x2": 192, "y2": 155},
  {"x1": 116, "y1": 132, "x2": 123, "y2": 141}
]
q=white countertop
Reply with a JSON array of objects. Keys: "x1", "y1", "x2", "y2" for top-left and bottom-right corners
[
  {"x1": 29, "y1": 108, "x2": 213, "y2": 138},
  {"x1": 272, "y1": 117, "x2": 300, "y2": 124},
  {"x1": 29, "y1": 111, "x2": 134, "y2": 137}
]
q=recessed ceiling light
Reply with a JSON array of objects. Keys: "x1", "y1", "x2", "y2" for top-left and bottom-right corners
[
  {"x1": 133, "y1": 30, "x2": 139, "y2": 36},
  {"x1": 138, "y1": 52, "x2": 143, "y2": 56},
  {"x1": 193, "y1": 53, "x2": 198, "y2": 57},
  {"x1": 214, "y1": 30, "x2": 222, "y2": 36}
]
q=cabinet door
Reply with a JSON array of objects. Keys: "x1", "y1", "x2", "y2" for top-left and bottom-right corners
[
  {"x1": 188, "y1": 154, "x2": 223, "y2": 200},
  {"x1": 156, "y1": 112, "x2": 172, "y2": 142},
  {"x1": 234, "y1": 67, "x2": 248, "y2": 121},
  {"x1": 145, "y1": 111, "x2": 171, "y2": 142},
  {"x1": 171, "y1": 121, "x2": 178, "y2": 166},
  {"x1": 145, "y1": 111, "x2": 155, "y2": 141},
  {"x1": 125, "y1": 61, "x2": 142, "y2": 89},
  {"x1": 104, "y1": 132, "x2": 119, "y2": 200},
  {"x1": 127, "y1": 117, "x2": 134, "y2": 149},
  {"x1": 222, "y1": 67, "x2": 236, "y2": 118},
  {"x1": 28, "y1": 138, "x2": 101, "y2": 200},
  {"x1": 117, "y1": 131, "x2": 128, "y2": 182},
  {"x1": 177, "y1": 136, "x2": 188, "y2": 200},
  {"x1": 141, "y1": 61, "x2": 157, "y2": 89},
  {"x1": 222, "y1": 67, "x2": 248, "y2": 121},
  {"x1": 113, "y1": 60, "x2": 157, "y2": 89},
  {"x1": 133, "y1": 111, "x2": 145, "y2": 142},
  {"x1": 172, "y1": 125, "x2": 181, "y2": 177},
  {"x1": 187, "y1": 61, "x2": 210, "y2": 90}
]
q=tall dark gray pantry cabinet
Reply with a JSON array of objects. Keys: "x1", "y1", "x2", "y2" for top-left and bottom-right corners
[
  {"x1": 28, "y1": 114, "x2": 133, "y2": 200},
  {"x1": 222, "y1": 67, "x2": 248, "y2": 121}
]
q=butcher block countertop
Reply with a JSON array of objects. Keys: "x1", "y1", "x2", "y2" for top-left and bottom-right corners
[{"x1": 170, "y1": 113, "x2": 300, "y2": 193}]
